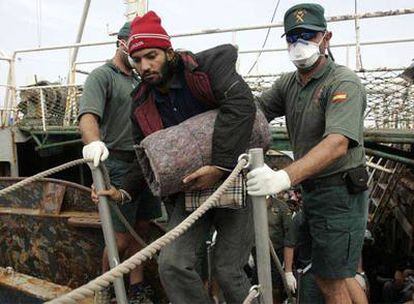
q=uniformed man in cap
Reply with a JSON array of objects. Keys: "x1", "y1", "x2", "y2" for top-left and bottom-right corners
[{"x1": 247, "y1": 3, "x2": 369, "y2": 303}]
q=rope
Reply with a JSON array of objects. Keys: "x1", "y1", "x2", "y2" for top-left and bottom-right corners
[
  {"x1": 46, "y1": 158, "x2": 247, "y2": 304},
  {"x1": 0, "y1": 157, "x2": 149, "y2": 247},
  {"x1": 100, "y1": 164, "x2": 149, "y2": 247},
  {"x1": 242, "y1": 285, "x2": 261, "y2": 304},
  {"x1": 0, "y1": 158, "x2": 88, "y2": 197},
  {"x1": 109, "y1": 202, "x2": 148, "y2": 247},
  {"x1": 268, "y1": 238, "x2": 293, "y2": 302},
  {"x1": 246, "y1": 0, "x2": 282, "y2": 75}
]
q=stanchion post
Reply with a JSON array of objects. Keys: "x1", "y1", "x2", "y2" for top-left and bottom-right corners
[
  {"x1": 249, "y1": 148, "x2": 273, "y2": 304},
  {"x1": 91, "y1": 166, "x2": 128, "y2": 304}
]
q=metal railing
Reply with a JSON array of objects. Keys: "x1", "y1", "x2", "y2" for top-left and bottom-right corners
[
  {"x1": 13, "y1": 84, "x2": 81, "y2": 130},
  {"x1": 247, "y1": 68, "x2": 414, "y2": 130},
  {"x1": 1, "y1": 7, "x2": 413, "y2": 130},
  {"x1": 0, "y1": 149, "x2": 273, "y2": 304}
]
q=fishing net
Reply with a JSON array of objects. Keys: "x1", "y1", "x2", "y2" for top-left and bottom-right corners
[
  {"x1": 15, "y1": 82, "x2": 82, "y2": 128},
  {"x1": 245, "y1": 69, "x2": 414, "y2": 130}
]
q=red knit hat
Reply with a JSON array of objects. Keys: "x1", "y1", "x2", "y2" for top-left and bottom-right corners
[{"x1": 128, "y1": 11, "x2": 172, "y2": 54}]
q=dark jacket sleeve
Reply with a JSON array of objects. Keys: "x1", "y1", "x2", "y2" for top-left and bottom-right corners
[
  {"x1": 197, "y1": 44, "x2": 256, "y2": 168},
  {"x1": 255, "y1": 76, "x2": 286, "y2": 122}
]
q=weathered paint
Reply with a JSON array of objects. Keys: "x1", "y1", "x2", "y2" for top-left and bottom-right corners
[
  {"x1": 0, "y1": 213, "x2": 104, "y2": 288},
  {"x1": 0, "y1": 177, "x2": 96, "y2": 212},
  {"x1": 0, "y1": 177, "x2": 168, "y2": 302},
  {"x1": 0, "y1": 178, "x2": 101, "y2": 289},
  {"x1": 0, "y1": 266, "x2": 93, "y2": 303}
]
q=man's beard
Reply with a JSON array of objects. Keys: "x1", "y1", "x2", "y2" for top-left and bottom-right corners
[{"x1": 142, "y1": 56, "x2": 173, "y2": 87}]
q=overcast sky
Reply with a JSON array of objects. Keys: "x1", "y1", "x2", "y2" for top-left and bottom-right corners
[{"x1": 0, "y1": 0, "x2": 413, "y2": 99}]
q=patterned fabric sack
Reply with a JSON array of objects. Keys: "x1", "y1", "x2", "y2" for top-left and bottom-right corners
[
  {"x1": 184, "y1": 173, "x2": 246, "y2": 212},
  {"x1": 135, "y1": 109, "x2": 271, "y2": 197}
]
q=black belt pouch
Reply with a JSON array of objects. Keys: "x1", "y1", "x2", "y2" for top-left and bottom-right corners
[{"x1": 344, "y1": 166, "x2": 369, "y2": 194}]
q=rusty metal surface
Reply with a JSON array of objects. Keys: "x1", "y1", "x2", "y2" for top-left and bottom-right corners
[
  {"x1": 0, "y1": 176, "x2": 168, "y2": 301},
  {"x1": 0, "y1": 212, "x2": 168, "y2": 297},
  {"x1": 0, "y1": 178, "x2": 103, "y2": 288},
  {"x1": 40, "y1": 182, "x2": 66, "y2": 214},
  {"x1": 0, "y1": 177, "x2": 96, "y2": 212},
  {"x1": 0, "y1": 213, "x2": 104, "y2": 288},
  {"x1": 328, "y1": 8, "x2": 414, "y2": 22},
  {"x1": 0, "y1": 266, "x2": 93, "y2": 303}
]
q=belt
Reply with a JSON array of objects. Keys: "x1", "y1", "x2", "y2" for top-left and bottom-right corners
[
  {"x1": 108, "y1": 149, "x2": 136, "y2": 163},
  {"x1": 301, "y1": 172, "x2": 346, "y2": 192}
]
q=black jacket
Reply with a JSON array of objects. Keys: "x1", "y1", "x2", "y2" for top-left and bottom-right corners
[{"x1": 123, "y1": 44, "x2": 256, "y2": 198}]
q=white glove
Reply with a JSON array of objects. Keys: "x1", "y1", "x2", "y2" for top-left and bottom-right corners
[
  {"x1": 82, "y1": 140, "x2": 109, "y2": 167},
  {"x1": 285, "y1": 272, "x2": 297, "y2": 292},
  {"x1": 246, "y1": 164, "x2": 291, "y2": 196}
]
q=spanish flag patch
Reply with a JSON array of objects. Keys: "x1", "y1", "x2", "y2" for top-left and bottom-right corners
[{"x1": 331, "y1": 92, "x2": 348, "y2": 103}]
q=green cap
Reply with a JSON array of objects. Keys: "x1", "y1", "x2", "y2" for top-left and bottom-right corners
[
  {"x1": 283, "y1": 3, "x2": 327, "y2": 36},
  {"x1": 117, "y1": 22, "x2": 131, "y2": 38}
]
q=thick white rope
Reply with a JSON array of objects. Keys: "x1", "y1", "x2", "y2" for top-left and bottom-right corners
[
  {"x1": 46, "y1": 159, "x2": 247, "y2": 304},
  {"x1": 0, "y1": 157, "x2": 149, "y2": 249},
  {"x1": 242, "y1": 285, "x2": 261, "y2": 304},
  {"x1": 0, "y1": 159, "x2": 89, "y2": 196}
]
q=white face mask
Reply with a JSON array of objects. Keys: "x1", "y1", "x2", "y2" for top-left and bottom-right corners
[
  {"x1": 288, "y1": 33, "x2": 326, "y2": 70},
  {"x1": 118, "y1": 39, "x2": 136, "y2": 68},
  {"x1": 127, "y1": 55, "x2": 136, "y2": 68}
]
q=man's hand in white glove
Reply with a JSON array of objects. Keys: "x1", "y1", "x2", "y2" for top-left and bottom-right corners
[
  {"x1": 82, "y1": 140, "x2": 109, "y2": 167},
  {"x1": 285, "y1": 272, "x2": 297, "y2": 292},
  {"x1": 246, "y1": 164, "x2": 291, "y2": 196}
]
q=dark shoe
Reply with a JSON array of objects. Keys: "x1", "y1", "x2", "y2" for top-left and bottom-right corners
[
  {"x1": 128, "y1": 283, "x2": 154, "y2": 304},
  {"x1": 94, "y1": 286, "x2": 112, "y2": 304}
]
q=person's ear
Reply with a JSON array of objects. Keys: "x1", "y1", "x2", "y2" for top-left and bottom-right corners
[
  {"x1": 324, "y1": 31, "x2": 332, "y2": 46},
  {"x1": 117, "y1": 39, "x2": 127, "y2": 51},
  {"x1": 165, "y1": 48, "x2": 175, "y2": 61}
]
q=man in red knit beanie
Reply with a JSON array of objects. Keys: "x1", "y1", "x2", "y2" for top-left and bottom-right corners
[
  {"x1": 128, "y1": 11, "x2": 171, "y2": 54},
  {"x1": 98, "y1": 11, "x2": 257, "y2": 303}
]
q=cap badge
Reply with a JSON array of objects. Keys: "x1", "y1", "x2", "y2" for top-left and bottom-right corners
[{"x1": 294, "y1": 9, "x2": 306, "y2": 23}]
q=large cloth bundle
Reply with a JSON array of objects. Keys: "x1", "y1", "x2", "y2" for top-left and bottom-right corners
[{"x1": 134, "y1": 109, "x2": 271, "y2": 197}]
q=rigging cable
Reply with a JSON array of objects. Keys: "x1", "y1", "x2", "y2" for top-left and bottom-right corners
[
  {"x1": 354, "y1": 0, "x2": 364, "y2": 70},
  {"x1": 36, "y1": 0, "x2": 42, "y2": 47},
  {"x1": 246, "y1": 0, "x2": 282, "y2": 75}
]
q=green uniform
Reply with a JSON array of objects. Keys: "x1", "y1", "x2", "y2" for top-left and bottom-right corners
[
  {"x1": 268, "y1": 197, "x2": 293, "y2": 252},
  {"x1": 267, "y1": 197, "x2": 294, "y2": 290},
  {"x1": 284, "y1": 211, "x2": 311, "y2": 268},
  {"x1": 258, "y1": 57, "x2": 366, "y2": 177},
  {"x1": 257, "y1": 57, "x2": 368, "y2": 279},
  {"x1": 78, "y1": 62, "x2": 138, "y2": 151},
  {"x1": 78, "y1": 62, "x2": 161, "y2": 232}
]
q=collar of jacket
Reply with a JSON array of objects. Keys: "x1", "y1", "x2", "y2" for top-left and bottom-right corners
[
  {"x1": 131, "y1": 51, "x2": 217, "y2": 137},
  {"x1": 130, "y1": 51, "x2": 198, "y2": 99}
]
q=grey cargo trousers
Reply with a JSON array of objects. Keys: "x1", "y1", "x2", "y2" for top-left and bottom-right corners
[{"x1": 158, "y1": 194, "x2": 254, "y2": 304}]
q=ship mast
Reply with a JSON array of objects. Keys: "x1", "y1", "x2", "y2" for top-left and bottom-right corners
[
  {"x1": 124, "y1": 0, "x2": 148, "y2": 21},
  {"x1": 67, "y1": 0, "x2": 92, "y2": 85},
  {"x1": 67, "y1": 0, "x2": 147, "y2": 85}
]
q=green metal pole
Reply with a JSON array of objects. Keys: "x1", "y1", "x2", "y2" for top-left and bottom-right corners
[
  {"x1": 365, "y1": 148, "x2": 414, "y2": 167},
  {"x1": 35, "y1": 139, "x2": 82, "y2": 150}
]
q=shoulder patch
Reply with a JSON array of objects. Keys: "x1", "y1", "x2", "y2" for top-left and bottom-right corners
[{"x1": 331, "y1": 92, "x2": 348, "y2": 103}]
